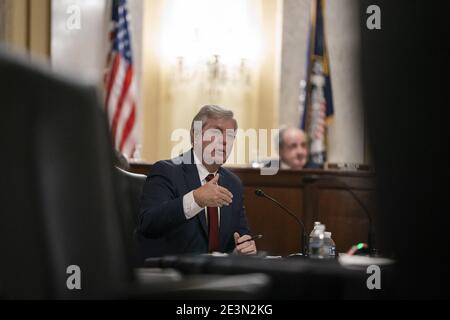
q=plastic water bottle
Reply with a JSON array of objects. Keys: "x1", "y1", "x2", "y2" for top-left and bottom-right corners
[
  {"x1": 324, "y1": 232, "x2": 336, "y2": 259},
  {"x1": 309, "y1": 222, "x2": 321, "y2": 245},
  {"x1": 309, "y1": 224, "x2": 326, "y2": 259}
]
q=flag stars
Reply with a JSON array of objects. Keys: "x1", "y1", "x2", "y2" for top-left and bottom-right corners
[{"x1": 110, "y1": 1, "x2": 133, "y2": 64}]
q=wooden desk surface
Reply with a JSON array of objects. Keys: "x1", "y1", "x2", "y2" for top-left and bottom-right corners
[{"x1": 130, "y1": 163, "x2": 377, "y2": 256}]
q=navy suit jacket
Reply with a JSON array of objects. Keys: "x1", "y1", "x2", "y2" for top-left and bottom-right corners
[{"x1": 138, "y1": 150, "x2": 251, "y2": 255}]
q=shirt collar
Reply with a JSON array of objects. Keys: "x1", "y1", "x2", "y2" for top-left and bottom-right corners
[
  {"x1": 193, "y1": 150, "x2": 217, "y2": 182},
  {"x1": 280, "y1": 161, "x2": 291, "y2": 170}
]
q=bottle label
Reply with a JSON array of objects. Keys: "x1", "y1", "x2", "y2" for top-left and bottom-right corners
[{"x1": 330, "y1": 246, "x2": 336, "y2": 256}]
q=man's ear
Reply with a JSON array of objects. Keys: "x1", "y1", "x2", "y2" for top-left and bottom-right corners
[{"x1": 191, "y1": 121, "x2": 204, "y2": 147}]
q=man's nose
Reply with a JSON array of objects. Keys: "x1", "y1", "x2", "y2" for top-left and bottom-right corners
[{"x1": 297, "y1": 147, "x2": 306, "y2": 155}]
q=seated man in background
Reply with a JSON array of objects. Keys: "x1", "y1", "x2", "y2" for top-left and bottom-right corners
[
  {"x1": 278, "y1": 127, "x2": 320, "y2": 170},
  {"x1": 139, "y1": 105, "x2": 257, "y2": 256}
]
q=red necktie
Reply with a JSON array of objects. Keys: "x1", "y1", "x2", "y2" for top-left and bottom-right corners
[{"x1": 206, "y1": 174, "x2": 220, "y2": 253}]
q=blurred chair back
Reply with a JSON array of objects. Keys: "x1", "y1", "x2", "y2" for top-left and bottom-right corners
[
  {"x1": 0, "y1": 49, "x2": 132, "y2": 299},
  {"x1": 115, "y1": 168, "x2": 170, "y2": 261},
  {"x1": 116, "y1": 168, "x2": 146, "y2": 225}
]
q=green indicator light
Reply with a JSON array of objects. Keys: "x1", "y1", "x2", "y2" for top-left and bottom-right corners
[{"x1": 357, "y1": 243, "x2": 364, "y2": 250}]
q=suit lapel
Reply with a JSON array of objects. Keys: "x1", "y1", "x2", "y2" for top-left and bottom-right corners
[
  {"x1": 218, "y1": 168, "x2": 232, "y2": 250},
  {"x1": 182, "y1": 150, "x2": 208, "y2": 237}
]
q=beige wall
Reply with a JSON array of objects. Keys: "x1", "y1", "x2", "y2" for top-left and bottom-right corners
[
  {"x1": 278, "y1": 0, "x2": 310, "y2": 128},
  {"x1": 279, "y1": 0, "x2": 368, "y2": 165},
  {"x1": 0, "y1": 1, "x2": 5, "y2": 40},
  {"x1": 51, "y1": 0, "x2": 143, "y2": 86},
  {"x1": 258, "y1": 0, "x2": 282, "y2": 133},
  {"x1": 0, "y1": 0, "x2": 50, "y2": 60},
  {"x1": 141, "y1": 0, "x2": 282, "y2": 164},
  {"x1": 326, "y1": 0, "x2": 365, "y2": 165},
  {"x1": 29, "y1": 0, "x2": 51, "y2": 60},
  {"x1": 51, "y1": 0, "x2": 111, "y2": 84},
  {"x1": 141, "y1": 0, "x2": 163, "y2": 163}
]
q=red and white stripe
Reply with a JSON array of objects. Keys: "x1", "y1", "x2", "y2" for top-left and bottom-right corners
[{"x1": 104, "y1": 53, "x2": 138, "y2": 158}]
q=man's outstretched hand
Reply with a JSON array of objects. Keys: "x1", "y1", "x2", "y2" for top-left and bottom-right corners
[{"x1": 193, "y1": 174, "x2": 233, "y2": 208}]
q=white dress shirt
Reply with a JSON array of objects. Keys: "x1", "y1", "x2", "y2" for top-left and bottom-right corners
[{"x1": 182, "y1": 153, "x2": 220, "y2": 224}]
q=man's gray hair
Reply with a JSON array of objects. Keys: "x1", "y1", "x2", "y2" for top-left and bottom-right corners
[{"x1": 190, "y1": 105, "x2": 238, "y2": 134}]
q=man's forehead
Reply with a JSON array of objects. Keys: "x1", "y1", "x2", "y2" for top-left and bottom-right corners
[
  {"x1": 204, "y1": 118, "x2": 236, "y2": 129},
  {"x1": 285, "y1": 129, "x2": 305, "y2": 141}
]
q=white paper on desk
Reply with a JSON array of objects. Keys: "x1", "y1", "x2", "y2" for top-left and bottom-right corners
[
  {"x1": 339, "y1": 254, "x2": 394, "y2": 269},
  {"x1": 201, "y1": 252, "x2": 229, "y2": 257}
]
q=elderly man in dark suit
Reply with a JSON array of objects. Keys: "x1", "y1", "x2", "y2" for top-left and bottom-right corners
[{"x1": 139, "y1": 105, "x2": 256, "y2": 255}]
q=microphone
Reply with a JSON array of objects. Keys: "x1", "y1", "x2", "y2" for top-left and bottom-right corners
[
  {"x1": 255, "y1": 189, "x2": 309, "y2": 256},
  {"x1": 303, "y1": 175, "x2": 376, "y2": 256}
]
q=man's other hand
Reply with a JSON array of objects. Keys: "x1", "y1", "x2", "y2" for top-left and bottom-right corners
[
  {"x1": 193, "y1": 174, "x2": 233, "y2": 208},
  {"x1": 233, "y1": 232, "x2": 257, "y2": 255}
]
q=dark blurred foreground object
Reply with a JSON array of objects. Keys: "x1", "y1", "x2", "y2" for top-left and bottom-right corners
[
  {"x1": 145, "y1": 254, "x2": 394, "y2": 299},
  {"x1": 0, "y1": 48, "x2": 130, "y2": 299},
  {"x1": 359, "y1": 0, "x2": 450, "y2": 298},
  {"x1": 0, "y1": 48, "x2": 269, "y2": 299}
]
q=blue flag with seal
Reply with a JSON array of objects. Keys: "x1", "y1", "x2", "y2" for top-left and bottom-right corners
[{"x1": 301, "y1": 0, "x2": 334, "y2": 166}]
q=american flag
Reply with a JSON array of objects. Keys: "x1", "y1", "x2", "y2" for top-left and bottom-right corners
[{"x1": 104, "y1": 0, "x2": 138, "y2": 158}]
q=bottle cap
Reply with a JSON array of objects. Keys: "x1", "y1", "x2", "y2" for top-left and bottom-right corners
[{"x1": 316, "y1": 224, "x2": 325, "y2": 231}]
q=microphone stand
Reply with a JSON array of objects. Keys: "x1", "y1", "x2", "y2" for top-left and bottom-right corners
[{"x1": 255, "y1": 189, "x2": 309, "y2": 256}]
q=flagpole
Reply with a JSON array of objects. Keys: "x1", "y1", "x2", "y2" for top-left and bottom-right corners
[{"x1": 303, "y1": 0, "x2": 318, "y2": 134}]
